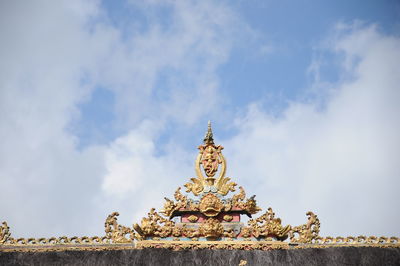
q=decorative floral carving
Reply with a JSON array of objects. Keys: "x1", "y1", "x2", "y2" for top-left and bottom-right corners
[
  {"x1": 289, "y1": 212, "x2": 320, "y2": 243},
  {"x1": 161, "y1": 187, "x2": 188, "y2": 217},
  {"x1": 223, "y1": 215, "x2": 233, "y2": 222},
  {"x1": 199, "y1": 218, "x2": 224, "y2": 238},
  {"x1": 1, "y1": 123, "x2": 398, "y2": 252},
  {"x1": 182, "y1": 226, "x2": 199, "y2": 238},
  {"x1": 0, "y1": 222, "x2": 11, "y2": 244},
  {"x1": 174, "y1": 187, "x2": 188, "y2": 209},
  {"x1": 189, "y1": 201, "x2": 200, "y2": 212},
  {"x1": 223, "y1": 228, "x2": 236, "y2": 238},
  {"x1": 161, "y1": 197, "x2": 176, "y2": 217},
  {"x1": 246, "y1": 208, "x2": 291, "y2": 240},
  {"x1": 184, "y1": 178, "x2": 204, "y2": 196},
  {"x1": 240, "y1": 227, "x2": 253, "y2": 238},
  {"x1": 231, "y1": 186, "x2": 261, "y2": 215},
  {"x1": 199, "y1": 193, "x2": 224, "y2": 217},
  {"x1": 215, "y1": 177, "x2": 237, "y2": 196},
  {"x1": 104, "y1": 212, "x2": 134, "y2": 243},
  {"x1": 232, "y1": 186, "x2": 246, "y2": 207},
  {"x1": 134, "y1": 208, "x2": 176, "y2": 239},
  {"x1": 245, "y1": 195, "x2": 262, "y2": 214},
  {"x1": 188, "y1": 215, "x2": 199, "y2": 223},
  {"x1": 135, "y1": 240, "x2": 290, "y2": 251}
]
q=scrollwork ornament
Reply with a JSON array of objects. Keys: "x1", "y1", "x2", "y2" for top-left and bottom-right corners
[
  {"x1": 134, "y1": 208, "x2": 177, "y2": 239},
  {"x1": 199, "y1": 218, "x2": 224, "y2": 238},
  {"x1": 161, "y1": 197, "x2": 176, "y2": 217},
  {"x1": 174, "y1": 187, "x2": 188, "y2": 209},
  {"x1": 199, "y1": 193, "x2": 224, "y2": 217},
  {"x1": 104, "y1": 212, "x2": 134, "y2": 243},
  {"x1": 184, "y1": 178, "x2": 204, "y2": 196},
  {"x1": 0, "y1": 222, "x2": 11, "y2": 244},
  {"x1": 244, "y1": 207, "x2": 290, "y2": 240},
  {"x1": 289, "y1": 211, "x2": 320, "y2": 243},
  {"x1": 1, "y1": 123, "x2": 399, "y2": 253}
]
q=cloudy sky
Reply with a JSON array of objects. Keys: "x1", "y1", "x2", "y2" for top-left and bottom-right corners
[{"x1": 1, "y1": 0, "x2": 399, "y2": 239}]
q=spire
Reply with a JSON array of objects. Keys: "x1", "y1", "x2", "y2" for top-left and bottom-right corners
[{"x1": 203, "y1": 120, "x2": 214, "y2": 145}]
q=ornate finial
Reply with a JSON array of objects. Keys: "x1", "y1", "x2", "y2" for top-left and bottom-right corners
[
  {"x1": 203, "y1": 121, "x2": 214, "y2": 145},
  {"x1": 184, "y1": 122, "x2": 236, "y2": 196}
]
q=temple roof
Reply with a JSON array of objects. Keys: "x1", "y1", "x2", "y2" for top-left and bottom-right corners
[{"x1": 0, "y1": 123, "x2": 399, "y2": 252}]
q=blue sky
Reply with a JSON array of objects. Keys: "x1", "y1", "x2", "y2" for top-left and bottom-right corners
[
  {"x1": 1, "y1": 0, "x2": 399, "y2": 238},
  {"x1": 76, "y1": 0, "x2": 400, "y2": 147}
]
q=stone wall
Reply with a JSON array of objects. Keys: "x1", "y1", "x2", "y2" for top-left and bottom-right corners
[{"x1": 1, "y1": 247, "x2": 399, "y2": 265}]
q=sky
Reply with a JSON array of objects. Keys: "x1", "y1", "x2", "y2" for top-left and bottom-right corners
[{"x1": 0, "y1": 0, "x2": 399, "y2": 239}]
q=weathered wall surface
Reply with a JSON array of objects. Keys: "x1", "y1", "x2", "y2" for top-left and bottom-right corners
[{"x1": 1, "y1": 247, "x2": 399, "y2": 266}]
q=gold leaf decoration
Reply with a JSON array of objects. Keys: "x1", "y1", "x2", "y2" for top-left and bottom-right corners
[
  {"x1": 0, "y1": 122, "x2": 399, "y2": 252},
  {"x1": 0, "y1": 222, "x2": 11, "y2": 244},
  {"x1": 104, "y1": 212, "x2": 134, "y2": 243},
  {"x1": 187, "y1": 215, "x2": 199, "y2": 223},
  {"x1": 289, "y1": 212, "x2": 320, "y2": 243}
]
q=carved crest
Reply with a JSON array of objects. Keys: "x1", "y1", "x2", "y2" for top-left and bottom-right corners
[
  {"x1": 0, "y1": 122, "x2": 398, "y2": 252},
  {"x1": 185, "y1": 121, "x2": 236, "y2": 196},
  {"x1": 199, "y1": 193, "x2": 224, "y2": 217}
]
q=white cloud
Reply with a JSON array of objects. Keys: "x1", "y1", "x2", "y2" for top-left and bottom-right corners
[
  {"x1": 224, "y1": 23, "x2": 400, "y2": 236},
  {"x1": 91, "y1": 0, "x2": 247, "y2": 127},
  {"x1": 0, "y1": 0, "x2": 243, "y2": 237},
  {"x1": 0, "y1": 0, "x2": 109, "y2": 237},
  {"x1": 1, "y1": 0, "x2": 398, "y2": 241},
  {"x1": 99, "y1": 119, "x2": 195, "y2": 226}
]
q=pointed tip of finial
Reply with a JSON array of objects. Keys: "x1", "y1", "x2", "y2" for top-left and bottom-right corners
[{"x1": 204, "y1": 120, "x2": 214, "y2": 144}]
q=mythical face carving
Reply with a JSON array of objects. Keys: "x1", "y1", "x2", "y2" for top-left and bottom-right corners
[
  {"x1": 201, "y1": 146, "x2": 220, "y2": 178},
  {"x1": 199, "y1": 218, "x2": 224, "y2": 238},
  {"x1": 199, "y1": 193, "x2": 223, "y2": 217}
]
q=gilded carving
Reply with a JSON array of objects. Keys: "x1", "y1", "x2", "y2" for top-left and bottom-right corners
[
  {"x1": 188, "y1": 215, "x2": 199, "y2": 223},
  {"x1": 245, "y1": 196, "x2": 262, "y2": 215},
  {"x1": 199, "y1": 218, "x2": 224, "y2": 238},
  {"x1": 189, "y1": 201, "x2": 200, "y2": 212},
  {"x1": 1, "y1": 122, "x2": 399, "y2": 252},
  {"x1": 223, "y1": 228, "x2": 235, "y2": 238},
  {"x1": 185, "y1": 121, "x2": 236, "y2": 196},
  {"x1": 240, "y1": 227, "x2": 253, "y2": 238},
  {"x1": 0, "y1": 222, "x2": 11, "y2": 244},
  {"x1": 244, "y1": 208, "x2": 290, "y2": 240},
  {"x1": 174, "y1": 187, "x2": 188, "y2": 209},
  {"x1": 184, "y1": 177, "x2": 204, "y2": 196},
  {"x1": 182, "y1": 226, "x2": 199, "y2": 238},
  {"x1": 161, "y1": 187, "x2": 188, "y2": 217},
  {"x1": 199, "y1": 193, "x2": 224, "y2": 217},
  {"x1": 134, "y1": 208, "x2": 175, "y2": 239},
  {"x1": 201, "y1": 145, "x2": 221, "y2": 178},
  {"x1": 135, "y1": 240, "x2": 290, "y2": 251},
  {"x1": 223, "y1": 215, "x2": 233, "y2": 222},
  {"x1": 161, "y1": 197, "x2": 176, "y2": 217},
  {"x1": 289, "y1": 212, "x2": 320, "y2": 243},
  {"x1": 215, "y1": 177, "x2": 237, "y2": 196},
  {"x1": 232, "y1": 186, "x2": 246, "y2": 208},
  {"x1": 104, "y1": 212, "x2": 134, "y2": 243},
  {"x1": 231, "y1": 186, "x2": 261, "y2": 215}
]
